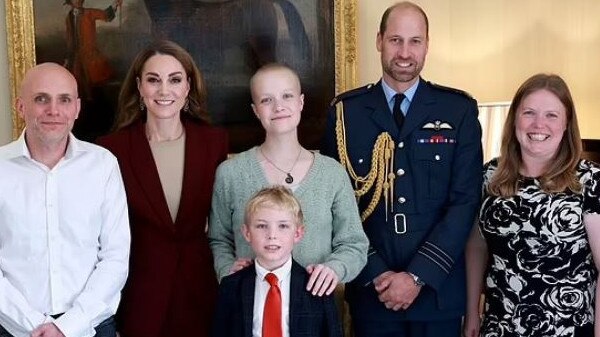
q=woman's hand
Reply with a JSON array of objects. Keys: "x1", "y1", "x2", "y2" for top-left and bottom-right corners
[
  {"x1": 306, "y1": 264, "x2": 339, "y2": 296},
  {"x1": 229, "y1": 258, "x2": 253, "y2": 274},
  {"x1": 463, "y1": 312, "x2": 481, "y2": 337}
]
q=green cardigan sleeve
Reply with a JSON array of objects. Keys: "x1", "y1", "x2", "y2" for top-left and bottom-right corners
[
  {"x1": 208, "y1": 162, "x2": 238, "y2": 281},
  {"x1": 318, "y1": 158, "x2": 369, "y2": 283}
]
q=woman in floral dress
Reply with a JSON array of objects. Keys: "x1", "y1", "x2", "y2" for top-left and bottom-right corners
[{"x1": 464, "y1": 74, "x2": 600, "y2": 337}]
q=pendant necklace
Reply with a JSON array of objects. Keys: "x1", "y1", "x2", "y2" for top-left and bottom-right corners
[{"x1": 259, "y1": 146, "x2": 302, "y2": 184}]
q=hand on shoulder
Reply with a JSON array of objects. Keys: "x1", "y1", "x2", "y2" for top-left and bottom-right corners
[
  {"x1": 306, "y1": 264, "x2": 339, "y2": 296},
  {"x1": 229, "y1": 257, "x2": 253, "y2": 275}
]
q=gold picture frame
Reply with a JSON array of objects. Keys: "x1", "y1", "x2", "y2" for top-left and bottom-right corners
[{"x1": 5, "y1": 0, "x2": 357, "y2": 140}]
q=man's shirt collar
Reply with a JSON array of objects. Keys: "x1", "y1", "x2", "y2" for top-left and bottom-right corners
[{"x1": 381, "y1": 77, "x2": 420, "y2": 112}]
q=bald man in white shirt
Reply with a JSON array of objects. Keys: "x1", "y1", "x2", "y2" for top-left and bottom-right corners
[{"x1": 0, "y1": 63, "x2": 130, "y2": 337}]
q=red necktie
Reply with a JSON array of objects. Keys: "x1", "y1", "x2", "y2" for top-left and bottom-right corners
[{"x1": 263, "y1": 273, "x2": 282, "y2": 337}]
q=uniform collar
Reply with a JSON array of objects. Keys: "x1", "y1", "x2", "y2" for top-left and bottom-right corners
[{"x1": 381, "y1": 77, "x2": 420, "y2": 107}]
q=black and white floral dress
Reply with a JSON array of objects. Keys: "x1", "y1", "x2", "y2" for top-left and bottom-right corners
[{"x1": 479, "y1": 158, "x2": 600, "y2": 337}]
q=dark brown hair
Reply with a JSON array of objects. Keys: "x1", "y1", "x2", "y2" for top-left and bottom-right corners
[
  {"x1": 113, "y1": 40, "x2": 210, "y2": 130},
  {"x1": 488, "y1": 73, "x2": 582, "y2": 196}
]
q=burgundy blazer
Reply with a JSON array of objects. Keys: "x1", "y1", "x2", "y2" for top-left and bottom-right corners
[{"x1": 97, "y1": 118, "x2": 228, "y2": 337}]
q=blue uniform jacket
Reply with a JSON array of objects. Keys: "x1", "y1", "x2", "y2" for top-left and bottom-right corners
[{"x1": 322, "y1": 79, "x2": 483, "y2": 321}]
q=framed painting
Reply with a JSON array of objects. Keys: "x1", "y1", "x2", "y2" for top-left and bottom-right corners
[{"x1": 5, "y1": 0, "x2": 357, "y2": 152}]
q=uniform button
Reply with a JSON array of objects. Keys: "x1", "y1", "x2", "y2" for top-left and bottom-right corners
[
  {"x1": 358, "y1": 158, "x2": 364, "y2": 164},
  {"x1": 396, "y1": 168, "x2": 405, "y2": 176},
  {"x1": 434, "y1": 154, "x2": 441, "y2": 161},
  {"x1": 398, "y1": 197, "x2": 406, "y2": 204},
  {"x1": 398, "y1": 142, "x2": 404, "y2": 149}
]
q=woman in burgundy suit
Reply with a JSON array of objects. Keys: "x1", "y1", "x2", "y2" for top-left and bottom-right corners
[{"x1": 97, "y1": 40, "x2": 228, "y2": 337}]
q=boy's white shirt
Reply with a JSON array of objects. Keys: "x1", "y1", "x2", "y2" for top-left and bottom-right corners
[{"x1": 252, "y1": 257, "x2": 292, "y2": 337}]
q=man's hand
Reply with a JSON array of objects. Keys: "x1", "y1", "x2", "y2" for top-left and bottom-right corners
[
  {"x1": 30, "y1": 323, "x2": 65, "y2": 337},
  {"x1": 229, "y1": 257, "x2": 253, "y2": 275},
  {"x1": 306, "y1": 264, "x2": 339, "y2": 296},
  {"x1": 374, "y1": 272, "x2": 422, "y2": 311},
  {"x1": 373, "y1": 271, "x2": 395, "y2": 293}
]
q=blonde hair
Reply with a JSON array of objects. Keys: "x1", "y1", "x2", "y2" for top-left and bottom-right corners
[
  {"x1": 488, "y1": 73, "x2": 582, "y2": 196},
  {"x1": 249, "y1": 63, "x2": 301, "y2": 102},
  {"x1": 244, "y1": 186, "x2": 304, "y2": 227}
]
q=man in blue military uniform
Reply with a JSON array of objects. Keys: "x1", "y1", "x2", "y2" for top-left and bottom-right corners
[{"x1": 322, "y1": 2, "x2": 483, "y2": 337}]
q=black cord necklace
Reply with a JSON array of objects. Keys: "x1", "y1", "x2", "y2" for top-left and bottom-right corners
[{"x1": 259, "y1": 146, "x2": 302, "y2": 184}]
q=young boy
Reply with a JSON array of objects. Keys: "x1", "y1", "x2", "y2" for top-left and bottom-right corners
[{"x1": 212, "y1": 186, "x2": 342, "y2": 337}]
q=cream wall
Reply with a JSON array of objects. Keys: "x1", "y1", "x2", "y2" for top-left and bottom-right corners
[
  {"x1": 358, "y1": 0, "x2": 600, "y2": 139},
  {"x1": 1, "y1": 1, "x2": 599, "y2": 142},
  {"x1": 0, "y1": 2, "x2": 12, "y2": 145}
]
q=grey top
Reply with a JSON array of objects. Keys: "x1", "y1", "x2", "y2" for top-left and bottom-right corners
[{"x1": 208, "y1": 147, "x2": 368, "y2": 282}]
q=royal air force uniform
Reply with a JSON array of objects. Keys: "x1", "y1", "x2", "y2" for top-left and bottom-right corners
[{"x1": 322, "y1": 79, "x2": 483, "y2": 322}]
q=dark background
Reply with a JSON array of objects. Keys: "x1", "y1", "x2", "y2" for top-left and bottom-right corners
[
  {"x1": 34, "y1": 0, "x2": 335, "y2": 152},
  {"x1": 583, "y1": 139, "x2": 600, "y2": 164}
]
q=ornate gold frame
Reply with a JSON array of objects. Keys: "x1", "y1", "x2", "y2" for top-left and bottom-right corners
[
  {"x1": 5, "y1": 0, "x2": 357, "y2": 139},
  {"x1": 5, "y1": 0, "x2": 35, "y2": 139},
  {"x1": 333, "y1": 0, "x2": 358, "y2": 93}
]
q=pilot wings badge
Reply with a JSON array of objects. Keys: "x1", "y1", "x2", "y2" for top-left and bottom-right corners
[{"x1": 421, "y1": 120, "x2": 453, "y2": 131}]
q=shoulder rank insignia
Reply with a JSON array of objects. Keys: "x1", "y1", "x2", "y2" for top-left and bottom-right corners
[
  {"x1": 427, "y1": 81, "x2": 474, "y2": 100},
  {"x1": 330, "y1": 83, "x2": 374, "y2": 107},
  {"x1": 422, "y1": 120, "x2": 453, "y2": 131}
]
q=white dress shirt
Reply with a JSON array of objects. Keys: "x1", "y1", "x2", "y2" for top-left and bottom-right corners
[
  {"x1": 0, "y1": 133, "x2": 130, "y2": 337},
  {"x1": 252, "y1": 258, "x2": 292, "y2": 337}
]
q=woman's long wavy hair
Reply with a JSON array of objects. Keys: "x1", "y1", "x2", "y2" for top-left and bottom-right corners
[
  {"x1": 487, "y1": 73, "x2": 582, "y2": 197},
  {"x1": 113, "y1": 40, "x2": 210, "y2": 130}
]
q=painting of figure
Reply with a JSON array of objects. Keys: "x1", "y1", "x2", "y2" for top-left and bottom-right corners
[
  {"x1": 64, "y1": 0, "x2": 123, "y2": 99},
  {"x1": 33, "y1": 0, "x2": 335, "y2": 152}
]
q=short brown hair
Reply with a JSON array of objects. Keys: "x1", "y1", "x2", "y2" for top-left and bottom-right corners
[
  {"x1": 113, "y1": 40, "x2": 210, "y2": 130},
  {"x1": 379, "y1": 1, "x2": 429, "y2": 37},
  {"x1": 488, "y1": 73, "x2": 582, "y2": 196},
  {"x1": 244, "y1": 186, "x2": 304, "y2": 227}
]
